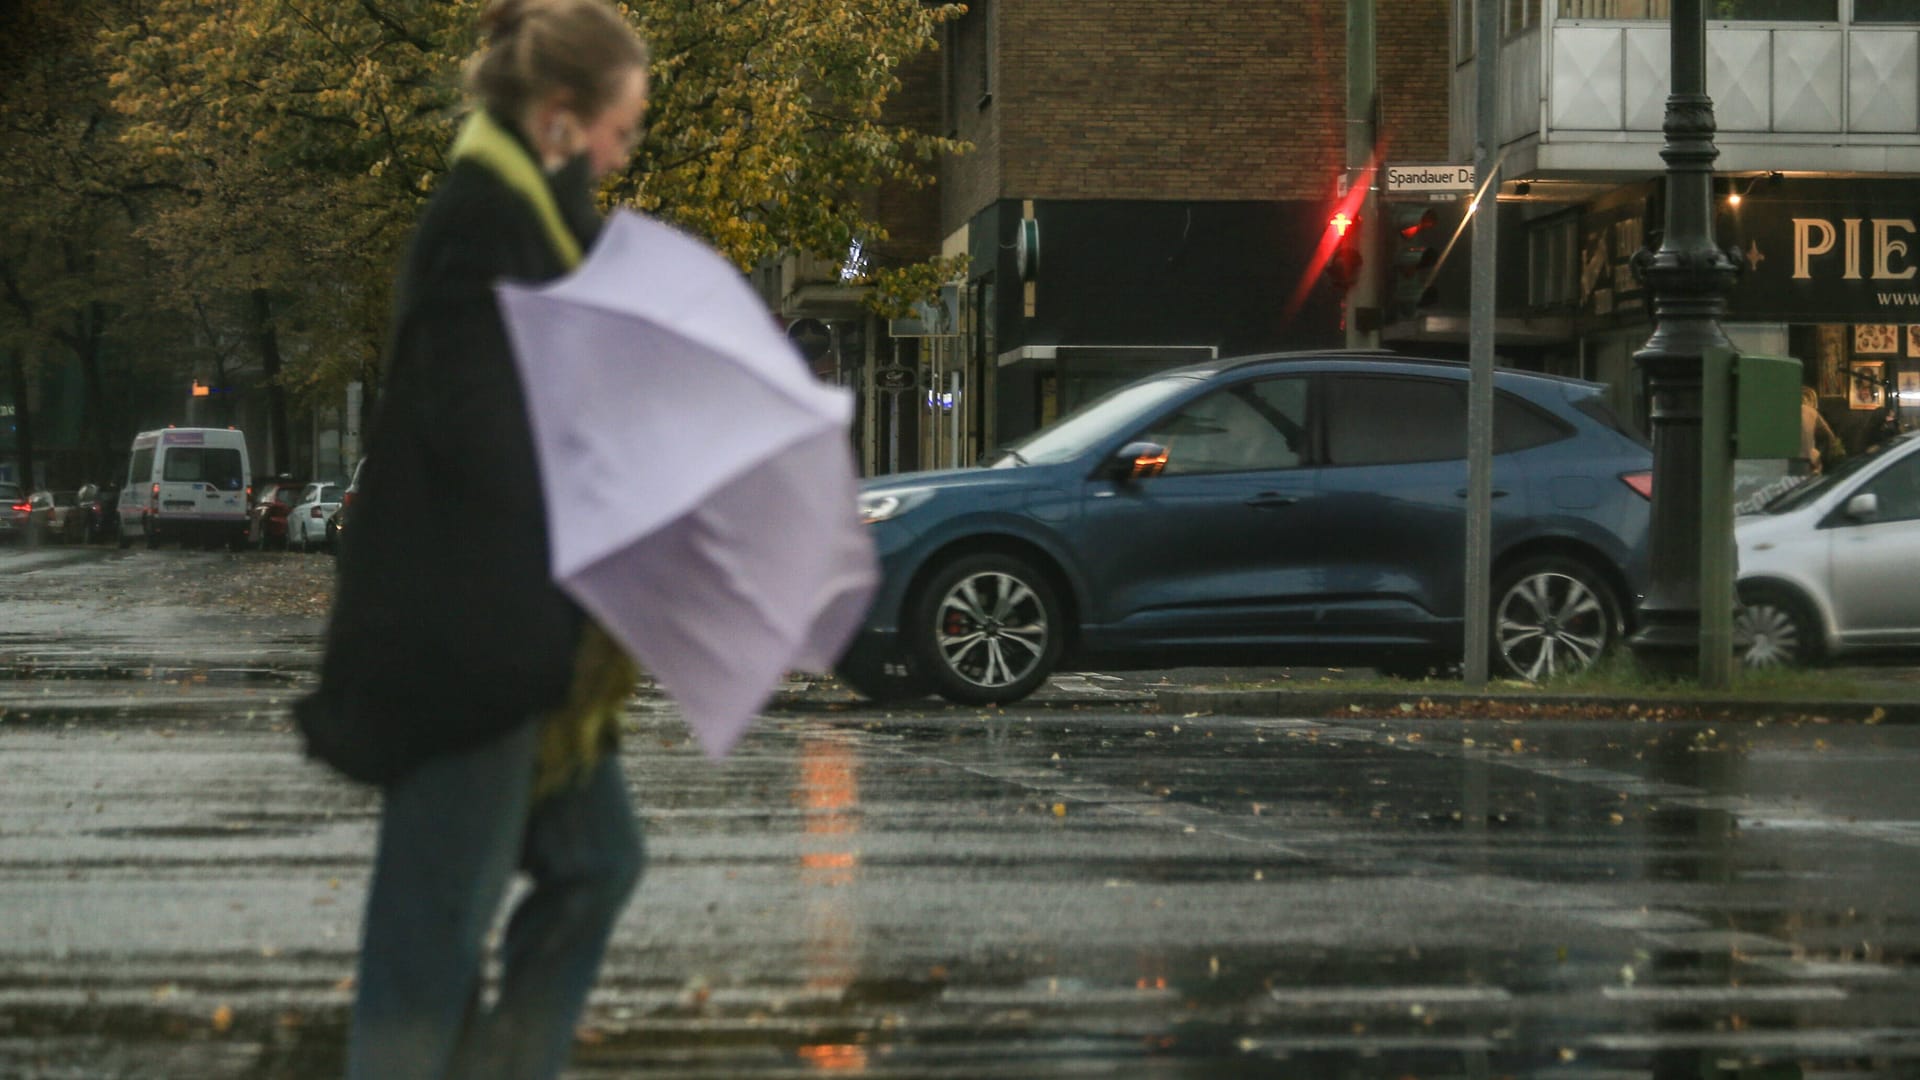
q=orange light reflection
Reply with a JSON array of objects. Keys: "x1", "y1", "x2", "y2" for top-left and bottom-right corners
[{"x1": 798, "y1": 1043, "x2": 869, "y2": 1071}]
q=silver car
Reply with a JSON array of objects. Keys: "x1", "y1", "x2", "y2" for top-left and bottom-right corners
[{"x1": 1737, "y1": 432, "x2": 1920, "y2": 666}]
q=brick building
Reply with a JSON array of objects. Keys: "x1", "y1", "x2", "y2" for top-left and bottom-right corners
[{"x1": 772, "y1": 1, "x2": 1454, "y2": 474}]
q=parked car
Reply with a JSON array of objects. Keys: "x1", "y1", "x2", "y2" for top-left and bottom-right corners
[
  {"x1": 16, "y1": 490, "x2": 60, "y2": 543},
  {"x1": 248, "y1": 479, "x2": 306, "y2": 550},
  {"x1": 0, "y1": 483, "x2": 28, "y2": 543},
  {"x1": 839, "y1": 351, "x2": 1654, "y2": 705},
  {"x1": 1737, "y1": 431, "x2": 1920, "y2": 667},
  {"x1": 324, "y1": 458, "x2": 364, "y2": 554},
  {"x1": 286, "y1": 481, "x2": 345, "y2": 552},
  {"x1": 44, "y1": 490, "x2": 83, "y2": 542}
]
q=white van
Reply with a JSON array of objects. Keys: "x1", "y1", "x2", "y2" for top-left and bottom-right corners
[{"x1": 118, "y1": 427, "x2": 252, "y2": 550}]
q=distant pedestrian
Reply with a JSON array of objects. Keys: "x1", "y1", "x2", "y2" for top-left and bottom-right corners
[
  {"x1": 293, "y1": 0, "x2": 651, "y2": 1076},
  {"x1": 1801, "y1": 385, "x2": 1837, "y2": 474}
]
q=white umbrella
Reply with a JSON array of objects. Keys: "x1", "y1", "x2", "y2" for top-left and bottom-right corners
[{"x1": 497, "y1": 211, "x2": 878, "y2": 759}]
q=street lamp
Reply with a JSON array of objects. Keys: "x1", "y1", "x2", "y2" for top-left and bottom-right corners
[{"x1": 1627, "y1": 0, "x2": 1746, "y2": 675}]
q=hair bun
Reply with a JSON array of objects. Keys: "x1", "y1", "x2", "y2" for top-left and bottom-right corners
[{"x1": 479, "y1": 0, "x2": 541, "y2": 44}]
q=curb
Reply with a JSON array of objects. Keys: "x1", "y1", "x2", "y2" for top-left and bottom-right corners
[{"x1": 1152, "y1": 687, "x2": 1918, "y2": 724}]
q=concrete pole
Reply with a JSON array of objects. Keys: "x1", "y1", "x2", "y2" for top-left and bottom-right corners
[
  {"x1": 1345, "y1": 0, "x2": 1379, "y2": 348},
  {"x1": 1462, "y1": 0, "x2": 1500, "y2": 688}
]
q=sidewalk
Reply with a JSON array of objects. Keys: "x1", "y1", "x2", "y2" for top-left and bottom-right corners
[{"x1": 765, "y1": 664, "x2": 1920, "y2": 724}]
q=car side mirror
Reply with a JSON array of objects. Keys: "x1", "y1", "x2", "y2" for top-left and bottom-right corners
[
  {"x1": 1111, "y1": 441, "x2": 1169, "y2": 482},
  {"x1": 1845, "y1": 492, "x2": 1879, "y2": 522}
]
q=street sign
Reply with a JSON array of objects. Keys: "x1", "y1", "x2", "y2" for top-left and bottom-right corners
[
  {"x1": 873, "y1": 366, "x2": 916, "y2": 392},
  {"x1": 1384, "y1": 163, "x2": 1475, "y2": 194}
]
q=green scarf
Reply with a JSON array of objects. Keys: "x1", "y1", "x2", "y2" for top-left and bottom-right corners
[{"x1": 448, "y1": 109, "x2": 638, "y2": 799}]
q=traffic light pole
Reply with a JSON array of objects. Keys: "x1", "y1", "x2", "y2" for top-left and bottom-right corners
[
  {"x1": 1627, "y1": 0, "x2": 1742, "y2": 676},
  {"x1": 1345, "y1": 0, "x2": 1378, "y2": 348}
]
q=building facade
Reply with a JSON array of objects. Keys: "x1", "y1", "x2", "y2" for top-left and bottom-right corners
[{"x1": 769, "y1": 0, "x2": 1454, "y2": 475}]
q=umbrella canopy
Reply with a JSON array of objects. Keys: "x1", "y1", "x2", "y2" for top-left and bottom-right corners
[{"x1": 497, "y1": 210, "x2": 877, "y2": 758}]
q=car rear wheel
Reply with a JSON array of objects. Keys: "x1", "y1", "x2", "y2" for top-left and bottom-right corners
[
  {"x1": 1736, "y1": 586, "x2": 1821, "y2": 668},
  {"x1": 910, "y1": 552, "x2": 1063, "y2": 706},
  {"x1": 1490, "y1": 556, "x2": 1622, "y2": 682}
]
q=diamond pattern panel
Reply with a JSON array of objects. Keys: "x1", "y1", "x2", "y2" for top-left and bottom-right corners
[
  {"x1": 1851, "y1": 31, "x2": 1920, "y2": 134},
  {"x1": 1624, "y1": 27, "x2": 1671, "y2": 131},
  {"x1": 1707, "y1": 30, "x2": 1770, "y2": 132},
  {"x1": 1552, "y1": 28, "x2": 1623, "y2": 131},
  {"x1": 1773, "y1": 31, "x2": 1843, "y2": 133}
]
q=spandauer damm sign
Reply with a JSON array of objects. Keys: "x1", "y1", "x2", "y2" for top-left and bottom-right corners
[{"x1": 1725, "y1": 180, "x2": 1920, "y2": 323}]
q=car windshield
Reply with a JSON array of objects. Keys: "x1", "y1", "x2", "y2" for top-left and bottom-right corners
[
  {"x1": 986, "y1": 375, "x2": 1203, "y2": 467},
  {"x1": 1759, "y1": 433, "x2": 1917, "y2": 514},
  {"x1": 321, "y1": 485, "x2": 343, "y2": 502}
]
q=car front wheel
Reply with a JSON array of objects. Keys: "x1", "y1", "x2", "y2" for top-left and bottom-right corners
[
  {"x1": 1736, "y1": 587, "x2": 1821, "y2": 668},
  {"x1": 911, "y1": 552, "x2": 1064, "y2": 705},
  {"x1": 834, "y1": 639, "x2": 932, "y2": 704},
  {"x1": 1491, "y1": 556, "x2": 1622, "y2": 682}
]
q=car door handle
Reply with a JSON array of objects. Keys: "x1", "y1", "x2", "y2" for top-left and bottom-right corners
[
  {"x1": 1455, "y1": 488, "x2": 1510, "y2": 499},
  {"x1": 1245, "y1": 493, "x2": 1298, "y2": 510}
]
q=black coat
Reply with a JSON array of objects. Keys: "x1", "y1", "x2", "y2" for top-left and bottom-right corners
[{"x1": 296, "y1": 128, "x2": 602, "y2": 785}]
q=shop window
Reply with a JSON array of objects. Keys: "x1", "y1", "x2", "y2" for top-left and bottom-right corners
[
  {"x1": 1506, "y1": 0, "x2": 1542, "y2": 36},
  {"x1": 1559, "y1": 0, "x2": 1838, "y2": 16},
  {"x1": 1558, "y1": 0, "x2": 1671, "y2": 18},
  {"x1": 1144, "y1": 379, "x2": 1308, "y2": 476},
  {"x1": 1855, "y1": 0, "x2": 1918, "y2": 21},
  {"x1": 1528, "y1": 214, "x2": 1580, "y2": 310}
]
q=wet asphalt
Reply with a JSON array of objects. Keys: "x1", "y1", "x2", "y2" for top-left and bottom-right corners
[{"x1": 3, "y1": 543, "x2": 1920, "y2": 1079}]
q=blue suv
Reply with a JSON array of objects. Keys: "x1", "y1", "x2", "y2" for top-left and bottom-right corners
[{"x1": 843, "y1": 352, "x2": 1652, "y2": 705}]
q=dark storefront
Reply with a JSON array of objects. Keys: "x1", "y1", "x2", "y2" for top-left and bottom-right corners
[{"x1": 922, "y1": 198, "x2": 1351, "y2": 461}]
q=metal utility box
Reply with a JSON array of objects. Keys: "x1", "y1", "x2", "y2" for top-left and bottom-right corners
[{"x1": 1731, "y1": 352, "x2": 1803, "y2": 460}]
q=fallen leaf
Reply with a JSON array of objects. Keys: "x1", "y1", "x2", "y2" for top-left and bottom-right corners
[{"x1": 212, "y1": 1004, "x2": 234, "y2": 1033}]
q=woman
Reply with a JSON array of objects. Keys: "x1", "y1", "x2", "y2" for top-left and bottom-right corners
[
  {"x1": 294, "y1": 1, "x2": 650, "y2": 1076},
  {"x1": 1801, "y1": 385, "x2": 1838, "y2": 474}
]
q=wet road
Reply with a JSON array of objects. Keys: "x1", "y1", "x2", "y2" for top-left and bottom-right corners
[{"x1": 4, "y1": 545, "x2": 1920, "y2": 1078}]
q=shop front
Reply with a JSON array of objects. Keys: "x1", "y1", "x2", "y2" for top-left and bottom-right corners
[
  {"x1": 1727, "y1": 177, "x2": 1920, "y2": 454},
  {"x1": 1561, "y1": 177, "x2": 1920, "y2": 457}
]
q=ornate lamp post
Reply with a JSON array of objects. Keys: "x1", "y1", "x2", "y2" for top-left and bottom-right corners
[{"x1": 1628, "y1": 0, "x2": 1745, "y2": 675}]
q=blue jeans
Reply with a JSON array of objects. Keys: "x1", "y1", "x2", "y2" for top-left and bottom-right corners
[{"x1": 346, "y1": 723, "x2": 642, "y2": 1080}]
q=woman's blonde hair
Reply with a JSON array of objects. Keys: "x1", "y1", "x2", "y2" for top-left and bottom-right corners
[
  {"x1": 1802, "y1": 385, "x2": 1819, "y2": 407},
  {"x1": 467, "y1": 0, "x2": 650, "y2": 122}
]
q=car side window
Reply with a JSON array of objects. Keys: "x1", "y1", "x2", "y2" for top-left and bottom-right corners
[
  {"x1": 1327, "y1": 375, "x2": 1467, "y2": 466},
  {"x1": 1141, "y1": 377, "x2": 1308, "y2": 476},
  {"x1": 1857, "y1": 454, "x2": 1920, "y2": 524}
]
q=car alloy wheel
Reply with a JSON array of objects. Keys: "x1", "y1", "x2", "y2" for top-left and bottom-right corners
[
  {"x1": 1491, "y1": 556, "x2": 1620, "y2": 682},
  {"x1": 1735, "y1": 588, "x2": 1818, "y2": 668},
  {"x1": 912, "y1": 552, "x2": 1063, "y2": 705}
]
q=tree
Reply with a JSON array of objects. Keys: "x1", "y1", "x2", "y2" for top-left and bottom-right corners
[
  {"x1": 103, "y1": 0, "x2": 968, "y2": 405},
  {"x1": 0, "y1": 0, "x2": 194, "y2": 485}
]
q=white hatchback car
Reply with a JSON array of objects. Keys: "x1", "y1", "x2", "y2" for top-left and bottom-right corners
[
  {"x1": 286, "y1": 482, "x2": 345, "y2": 553},
  {"x1": 1737, "y1": 432, "x2": 1920, "y2": 666}
]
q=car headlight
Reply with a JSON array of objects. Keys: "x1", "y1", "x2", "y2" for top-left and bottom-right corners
[{"x1": 859, "y1": 487, "x2": 934, "y2": 525}]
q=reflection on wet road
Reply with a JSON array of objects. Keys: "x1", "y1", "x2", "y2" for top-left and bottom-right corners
[{"x1": 3, "y1": 546, "x2": 1920, "y2": 1077}]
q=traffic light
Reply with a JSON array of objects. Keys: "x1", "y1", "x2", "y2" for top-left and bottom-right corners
[
  {"x1": 1388, "y1": 203, "x2": 1441, "y2": 319},
  {"x1": 1326, "y1": 211, "x2": 1364, "y2": 293}
]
